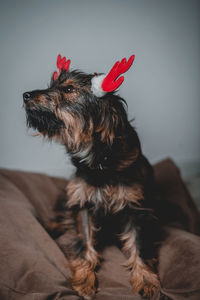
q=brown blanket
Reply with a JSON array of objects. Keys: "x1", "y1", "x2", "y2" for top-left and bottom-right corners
[{"x1": 0, "y1": 159, "x2": 199, "y2": 300}]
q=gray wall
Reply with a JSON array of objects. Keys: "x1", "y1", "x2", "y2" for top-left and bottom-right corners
[{"x1": 0, "y1": 0, "x2": 200, "y2": 178}]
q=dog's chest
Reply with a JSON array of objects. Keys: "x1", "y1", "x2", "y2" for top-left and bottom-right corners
[{"x1": 66, "y1": 176, "x2": 143, "y2": 213}]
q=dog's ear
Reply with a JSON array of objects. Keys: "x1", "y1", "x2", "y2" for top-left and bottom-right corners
[
  {"x1": 91, "y1": 55, "x2": 135, "y2": 97},
  {"x1": 95, "y1": 94, "x2": 129, "y2": 145}
]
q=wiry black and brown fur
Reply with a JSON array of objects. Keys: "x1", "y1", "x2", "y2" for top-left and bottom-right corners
[{"x1": 23, "y1": 68, "x2": 162, "y2": 299}]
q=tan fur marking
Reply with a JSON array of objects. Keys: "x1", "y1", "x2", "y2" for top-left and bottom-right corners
[
  {"x1": 95, "y1": 106, "x2": 121, "y2": 145},
  {"x1": 66, "y1": 177, "x2": 144, "y2": 213},
  {"x1": 31, "y1": 132, "x2": 42, "y2": 137},
  {"x1": 69, "y1": 212, "x2": 99, "y2": 299},
  {"x1": 70, "y1": 258, "x2": 97, "y2": 299},
  {"x1": 120, "y1": 229, "x2": 160, "y2": 298},
  {"x1": 62, "y1": 79, "x2": 77, "y2": 86},
  {"x1": 96, "y1": 124, "x2": 115, "y2": 145},
  {"x1": 55, "y1": 109, "x2": 93, "y2": 152},
  {"x1": 46, "y1": 210, "x2": 76, "y2": 236}
]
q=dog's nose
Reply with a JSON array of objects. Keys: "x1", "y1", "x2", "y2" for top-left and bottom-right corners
[{"x1": 23, "y1": 92, "x2": 31, "y2": 104}]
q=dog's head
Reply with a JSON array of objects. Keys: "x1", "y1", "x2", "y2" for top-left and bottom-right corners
[{"x1": 24, "y1": 54, "x2": 135, "y2": 155}]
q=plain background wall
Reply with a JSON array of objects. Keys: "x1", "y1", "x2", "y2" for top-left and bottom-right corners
[{"x1": 0, "y1": 0, "x2": 200, "y2": 179}]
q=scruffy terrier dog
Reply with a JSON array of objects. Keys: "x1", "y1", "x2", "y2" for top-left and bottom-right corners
[{"x1": 23, "y1": 54, "x2": 161, "y2": 299}]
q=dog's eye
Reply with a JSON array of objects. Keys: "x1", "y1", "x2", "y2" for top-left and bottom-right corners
[{"x1": 63, "y1": 85, "x2": 74, "y2": 93}]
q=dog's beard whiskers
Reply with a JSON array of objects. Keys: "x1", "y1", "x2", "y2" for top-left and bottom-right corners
[{"x1": 26, "y1": 108, "x2": 65, "y2": 137}]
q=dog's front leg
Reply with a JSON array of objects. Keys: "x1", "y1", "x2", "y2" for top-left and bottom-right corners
[
  {"x1": 119, "y1": 220, "x2": 160, "y2": 299},
  {"x1": 70, "y1": 209, "x2": 99, "y2": 299},
  {"x1": 57, "y1": 208, "x2": 99, "y2": 300}
]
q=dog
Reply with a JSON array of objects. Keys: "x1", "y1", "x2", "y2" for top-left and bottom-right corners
[{"x1": 23, "y1": 54, "x2": 161, "y2": 299}]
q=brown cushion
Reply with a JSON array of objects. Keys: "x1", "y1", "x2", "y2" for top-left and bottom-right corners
[
  {"x1": 154, "y1": 159, "x2": 200, "y2": 234},
  {"x1": 0, "y1": 159, "x2": 199, "y2": 300}
]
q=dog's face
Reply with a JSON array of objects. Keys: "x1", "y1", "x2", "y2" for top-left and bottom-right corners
[
  {"x1": 24, "y1": 70, "x2": 93, "y2": 138},
  {"x1": 24, "y1": 70, "x2": 128, "y2": 153}
]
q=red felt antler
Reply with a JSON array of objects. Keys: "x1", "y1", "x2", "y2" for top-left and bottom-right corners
[
  {"x1": 102, "y1": 55, "x2": 135, "y2": 92},
  {"x1": 53, "y1": 54, "x2": 71, "y2": 81}
]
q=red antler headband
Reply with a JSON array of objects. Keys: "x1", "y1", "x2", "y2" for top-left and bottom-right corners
[
  {"x1": 53, "y1": 54, "x2": 71, "y2": 81},
  {"x1": 91, "y1": 54, "x2": 135, "y2": 97},
  {"x1": 53, "y1": 54, "x2": 135, "y2": 96}
]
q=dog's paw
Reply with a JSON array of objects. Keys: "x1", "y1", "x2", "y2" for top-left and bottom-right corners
[
  {"x1": 72, "y1": 270, "x2": 97, "y2": 300},
  {"x1": 131, "y1": 271, "x2": 160, "y2": 299},
  {"x1": 141, "y1": 280, "x2": 160, "y2": 298}
]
